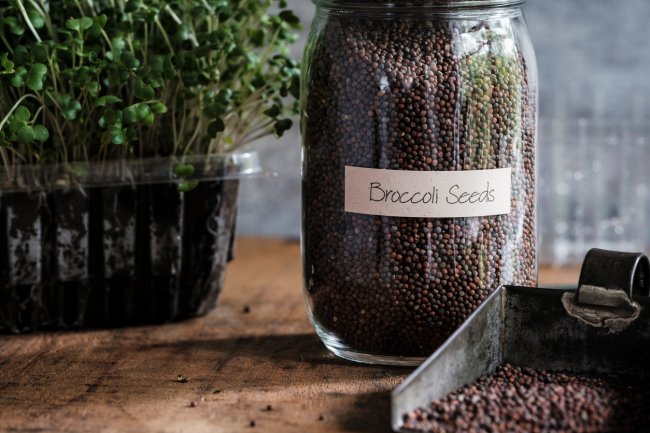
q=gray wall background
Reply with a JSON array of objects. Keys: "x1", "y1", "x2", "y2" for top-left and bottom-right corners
[{"x1": 237, "y1": 0, "x2": 650, "y2": 242}]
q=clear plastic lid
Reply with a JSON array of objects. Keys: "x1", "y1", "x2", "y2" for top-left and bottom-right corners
[{"x1": 0, "y1": 151, "x2": 268, "y2": 192}]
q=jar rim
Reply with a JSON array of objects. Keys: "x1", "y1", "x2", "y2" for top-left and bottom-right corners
[{"x1": 312, "y1": 0, "x2": 525, "y2": 10}]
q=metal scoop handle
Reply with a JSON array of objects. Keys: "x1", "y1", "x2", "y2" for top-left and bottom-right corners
[{"x1": 578, "y1": 249, "x2": 650, "y2": 302}]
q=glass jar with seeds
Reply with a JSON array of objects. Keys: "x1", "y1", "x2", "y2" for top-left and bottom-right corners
[{"x1": 301, "y1": 0, "x2": 538, "y2": 365}]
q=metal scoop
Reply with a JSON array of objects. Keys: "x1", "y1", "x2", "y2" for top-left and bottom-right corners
[{"x1": 391, "y1": 248, "x2": 650, "y2": 432}]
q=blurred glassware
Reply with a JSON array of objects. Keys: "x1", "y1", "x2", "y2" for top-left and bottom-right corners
[{"x1": 539, "y1": 118, "x2": 650, "y2": 266}]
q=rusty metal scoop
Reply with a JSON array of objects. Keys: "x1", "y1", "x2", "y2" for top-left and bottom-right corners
[{"x1": 391, "y1": 248, "x2": 650, "y2": 432}]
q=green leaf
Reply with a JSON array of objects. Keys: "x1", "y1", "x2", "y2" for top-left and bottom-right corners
[
  {"x1": 14, "y1": 46, "x2": 29, "y2": 64},
  {"x1": 87, "y1": 81, "x2": 100, "y2": 97},
  {"x1": 134, "y1": 81, "x2": 154, "y2": 100},
  {"x1": 264, "y1": 105, "x2": 281, "y2": 119},
  {"x1": 53, "y1": 43, "x2": 70, "y2": 52},
  {"x1": 289, "y1": 74, "x2": 300, "y2": 99},
  {"x1": 10, "y1": 66, "x2": 27, "y2": 87},
  {"x1": 205, "y1": 102, "x2": 225, "y2": 118},
  {"x1": 249, "y1": 29, "x2": 266, "y2": 47},
  {"x1": 62, "y1": 108, "x2": 79, "y2": 120},
  {"x1": 32, "y1": 44, "x2": 48, "y2": 63},
  {"x1": 144, "y1": 112, "x2": 155, "y2": 127},
  {"x1": 109, "y1": 36, "x2": 126, "y2": 60},
  {"x1": 60, "y1": 98, "x2": 82, "y2": 120},
  {"x1": 163, "y1": 55, "x2": 176, "y2": 79},
  {"x1": 33, "y1": 125, "x2": 49, "y2": 142},
  {"x1": 109, "y1": 126, "x2": 126, "y2": 144},
  {"x1": 120, "y1": 51, "x2": 140, "y2": 70},
  {"x1": 0, "y1": 53, "x2": 14, "y2": 74},
  {"x1": 14, "y1": 106, "x2": 31, "y2": 122},
  {"x1": 125, "y1": 0, "x2": 143, "y2": 13},
  {"x1": 8, "y1": 119, "x2": 25, "y2": 134},
  {"x1": 66, "y1": 18, "x2": 80, "y2": 31},
  {"x1": 4, "y1": 17, "x2": 25, "y2": 36},
  {"x1": 79, "y1": 17, "x2": 94, "y2": 31},
  {"x1": 88, "y1": 15, "x2": 107, "y2": 38},
  {"x1": 217, "y1": 89, "x2": 233, "y2": 105},
  {"x1": 208, "y1": 119, "x2": 225, "y2": 137},
  {"x1": 27, "y1": 76, "x2": 44, "y2": 91},
  {"x1": 178, "y1": 180, "x2": 199, "y2": 193},
  {"x1": 278, "y1": 11, "x2": 301, "y2": 29},
  {"x1": 174, "y1": 164, "x2": 195, "y2": 177},
  {"x1": 176, "y1": 24, "x2": 192, "y2": 41},
  {"x1": 95, "y1": 14, "x2": 108, "y2": 28},
  {"x1": 151, "y1": 102, "x2": 168, "y2": 114},
  {"x1": 111, "y1": 131, "x2": 125, "y2": 145},
  {"x1": 274, "y1": 118, "x2": 293, "y2": 137},
  {"x1": 123, "y1": 105, "x2": 138, "y2": 124},
  {"x1": 17, "y1": 125, "x2": 35, "y2": 144},
  {"x1": 27, "y1": 7, "x2": 45, "y2": 29},
  {"x1": 27, "y1": 63, "x2": 47, "y2": 92},
  {"x1": 95, "y1": 96, "x2": 122, "y2": 107},
  {"x1": 135, "y1": 104, "x2": 151, "y2": 120},
  {"x1": 10, "y1": 75, "x2": 24, "y2": 87}
]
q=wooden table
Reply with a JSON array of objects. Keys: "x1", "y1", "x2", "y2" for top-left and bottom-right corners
[{"x1": 0, "y1": 238, "x2": 579, "y2": 433}]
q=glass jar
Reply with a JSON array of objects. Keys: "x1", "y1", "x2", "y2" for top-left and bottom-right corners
[{"x1": 301, "y1": 0, "x2": 538, "y2": 365}]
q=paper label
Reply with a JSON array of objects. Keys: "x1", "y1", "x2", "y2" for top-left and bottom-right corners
[{"x1": 344, "y1": 166, "x2": 512, "y2": 218}]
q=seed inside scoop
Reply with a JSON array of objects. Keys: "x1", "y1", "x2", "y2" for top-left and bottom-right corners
[{"x1": 402, "y1": 363, "x2": 650, "y2": 433}]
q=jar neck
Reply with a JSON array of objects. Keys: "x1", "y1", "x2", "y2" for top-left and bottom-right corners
[{"x1": 313, "y1": 0, "x2": 525, "y2": 13}]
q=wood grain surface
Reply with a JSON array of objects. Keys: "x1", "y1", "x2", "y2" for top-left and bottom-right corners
[{"x1": 0, "y1": 237, "x2": 578, "y2": 433}]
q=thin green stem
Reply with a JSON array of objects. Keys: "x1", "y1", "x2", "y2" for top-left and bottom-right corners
[
  {"x1": 238, "y1": 128, "x2": 273, "y2": 148},
  {"x1": 51, "y1": 120, "x2": 68, "y2": 162},
  {"x1": 15, "y1": 0, "x2": 42, "y2": 42},
  {"x1": 0, "y1": 148, "x2": 11, "y2": 173},
  {"x1": 154, "y1": 17, "x2": 175, "y2": 54},
  {"x1": 32, "y1": 105, "x2": 44, "y2": 121},
  {"x1": 200, "y1": 0, "x2": 215, "y2": 15},
  {"x1": 28, "y1": 0, "x2": 56, "y2": 42},
  {"x1": 33, "y1": 0, "x2": 57, "y2": 42},
  {"x1": 101, "y1": 29, "x2": 113, "y2": 51},
  {"x1": 182, "y1": 116, "x2": 203, "y2": 156},
  {"x1": 178, "y1": 99, "x2": 188, "y2": 147},
  {"x1": 171, "y1": 83, "x2": 179, "y2": 153},
  {"x1": 164, "y1": 5, "x2": 198, "y2": 48},
  {"x1": 239, "y1": 119, "x2": 274, "y2": 145},
  {"x1": 85, "y1": 0, "x2": 97, "y2": 14},
  {"x1": 73, "y1": 0, "x2": 85, "y2": 15},
  {"x1": 44, "y1": 90, "x2": 63, "y2": 112},
  {"x1": 143, "y1": 22, "x2": 148, "y2": 65},
  {"x1": 1, "y1": 33, "x2": 15, "y2": 55},
  {"x1": 259, "y1": 27, "x2": 283, "y2": 66},
  {"x1": 7, "y1": 146, "x2": 28, "y2": 162},
  {"x1": 0, "y1": 94, "x2": 40, "y2": 132},
  {"x1": 164, "y1": 5, "x2": 183, "y2": 25},
  {"x1": 78, "y1": 39, "x2": 85, "y2": 67},
  {"x1": 48, "y1": 56, "x2": 58, "y2": 94}
]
